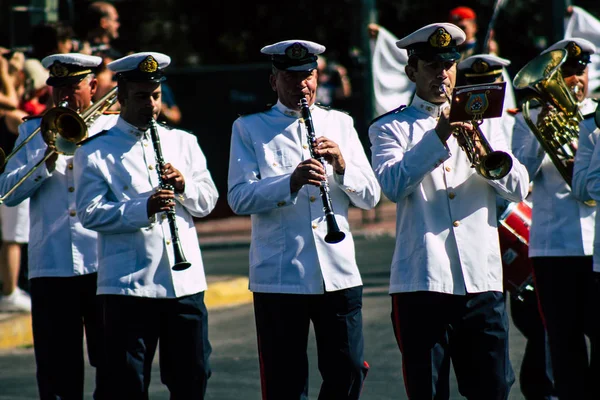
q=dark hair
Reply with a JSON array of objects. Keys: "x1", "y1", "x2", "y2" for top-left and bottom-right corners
[
  {"x1": 85, "y1": 1, "x2": 113, "y2": 27},
  {"x1": 30, "y1": 21, "x2": 75, "y2": 60},
  {"x1": 407, "y1": 55, "x2": 419, "y2": 70}
]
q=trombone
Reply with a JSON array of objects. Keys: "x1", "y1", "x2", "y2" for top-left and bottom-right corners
[{"x1": 0, "y1": 86, "x2": 118, "y2": 205}]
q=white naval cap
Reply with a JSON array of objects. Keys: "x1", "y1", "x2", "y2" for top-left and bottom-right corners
[
  {"x1": 108, "y1": 52, "x2": 171, "y2": 82},
  {"x1": 396, "y1": 23, "x2": 466, "y2": 62},
  {"x1": 458, "y1": 54, "x2": 510, "y2": 84},
  {"x1": 41, "y1": 53, "x2": 102, "y2": 87},
  {"x1": 261, "y1": 40, "x2": 325, "y2": 71},
  {"x1": 541, "y1": 38, "x2": 596, "y2": 66}
]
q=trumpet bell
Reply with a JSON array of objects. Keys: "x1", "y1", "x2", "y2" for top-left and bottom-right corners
[
  {"x1": 40, "y1": 106, "x2": 88, "y2": 155},
  {"x1": 480, "y1": 151, "x2": 513, "y2": 180}
]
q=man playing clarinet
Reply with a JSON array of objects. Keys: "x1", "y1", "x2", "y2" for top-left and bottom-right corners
[
  {"x1": 74, "y1": 51, "x2": 218, "y2": 399},
  {"x1": 227, "y1": 39, "x2": 380, "y2": 399}
]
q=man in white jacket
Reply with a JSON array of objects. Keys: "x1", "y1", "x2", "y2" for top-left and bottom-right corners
[
  {"x1": 369, "y1": 23, "x2": 529, "y2": 399},
  {"x1": 513, "y1": 37, "x2": 600, "y2": 400},
  {"x1": 74, "y1": 52, "x2": 218, "y2": 399},
  {"x1": 228, "y1": 40, "x2": 380, "y2": 400},
  {"x1": 0, "y1": 53, "x2": 118, "y2": 399}
]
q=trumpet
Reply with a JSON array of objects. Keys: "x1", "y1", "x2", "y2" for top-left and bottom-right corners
[
  {"x1": 148, "y1": 118, "x2": 191, "y2": 271},
  {"x1": 0, "y1": 86, "x2": 118, "y2": 204},
  {"x1": 440, "y1": 84, "x2": 513, "y2": 180},
  {"x1": 299, "y1": 98, "x2": 346, "y2": 244}
]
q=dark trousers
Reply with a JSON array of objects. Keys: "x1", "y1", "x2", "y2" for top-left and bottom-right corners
[
  {"x1": 532, "y1": 256, "x2": 600, "y2": 400},
  {"x1": 101, "y1": 291, "x2": 211, "y2": 400},
  {"x1": 391, "y1": 291, "x2": 514, "y2": 400},
  {"x1": 253, "y1": 286, "x2": 368, "y2": 400},
  {"x1": 509, "y1": 289, "x2": 555, "y2": 400},
  {"x1": 30, "y1": 273, "x2": 105, "y2": 400}
]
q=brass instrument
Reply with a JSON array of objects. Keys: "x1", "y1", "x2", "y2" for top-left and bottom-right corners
[
  {"x1": 440, "y1": 84, "x2": 513, "y2": 180},
  {"x1": 299, "y1": 98, "x2": 346, "y2": 244},
  {"x1": 513, "y1": 49, "x2": 581, "y2": 187},
  {"x1": 148, "y1": 118, "x2": 191, "y2": 271},
  {"x1": 0, "y1": 86, "x2": 118, "y2": 204}
]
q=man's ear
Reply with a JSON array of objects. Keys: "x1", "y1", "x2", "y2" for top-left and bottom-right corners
[
  {"x1": 269, "y1": 74, "x2": 277, "y2": 92},
  {"x1": 405, "y1": 64, "x2": 417, "y2": 83}
]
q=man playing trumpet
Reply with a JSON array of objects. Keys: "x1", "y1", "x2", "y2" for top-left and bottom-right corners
[
  {"x1": 0, "y1": 53, "x2": 117, "y2": 399},
  {"x1": 368, "y1": 22, "x2": 529, "y2": 399}
]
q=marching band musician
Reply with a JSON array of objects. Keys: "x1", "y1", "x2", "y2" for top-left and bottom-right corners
[
  {"x1": 458, "y1": 53, "x2": 557, "y2": 400},
  {"x1": 227, "y1": 40, "x2": 380, "y2": 399},
  {"x1": 73, "y1": 52, "x2": 218, "y2": 399},
  {"x1": 0, "y1": 53, "x2": 117, "y2": 399},
  {"x1": 368, "y1": 23, "x2": 529, "y2": 399},
  {"x1": 511, "y1": 38, "x2": 600, "y2": 400}
]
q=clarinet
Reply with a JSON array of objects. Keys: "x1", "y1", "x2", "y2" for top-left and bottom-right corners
[
  {"x1": 299, "y1": 98, "x2": 346, "y2": 244},
  {"x1": 149, "y1": 119, "x2": 192, "y2": 271}
]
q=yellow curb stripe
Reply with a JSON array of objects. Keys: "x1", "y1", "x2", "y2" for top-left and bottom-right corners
[
  {"x1": 0, "y1": 278, "x2": 252, "y2": 349},
  {"x1": 0, "y1": 313, "x2": 33, "y2": 349},
  {"x1": 205, "y1": 277, "x2": 253, "y2": 309}
]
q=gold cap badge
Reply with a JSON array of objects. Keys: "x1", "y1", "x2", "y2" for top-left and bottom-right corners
[
  {"x1": 567, "y1": 42, "x2": 582, "y2": 58},
  {"x1": 472, "y1": 60, "x2": 490, "y2": 73},
  {"x1": 50, "y1": 62, "x2": 69, "y2": 78},
  {"x1": 429, "y1": 28, "x2": 452, "y2": 48},
  {"x1": 138, "y1": 56, "x2": 158, "y2": 73},
  {"x1": 285, "y1": 43, "x2": 308, "y2": 60}
]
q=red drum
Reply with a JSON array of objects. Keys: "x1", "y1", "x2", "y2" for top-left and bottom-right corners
[{"x1": 498, "y1": 200, "x2": 535, "y2": 301}]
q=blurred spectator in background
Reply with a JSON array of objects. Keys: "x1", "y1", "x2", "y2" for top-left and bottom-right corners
[
  {"x1": 92, "y1": 50, "x2": 119, "y2": 111},
  {"x1": 80, "y1": 1, "x2": 122, "y2": 57},
  {"x1": 28, "y1": 21, "x2": 75, "y2": 62},
  {"x1": 157, "y1": 82, "x2": 182, "y2": 125},
  {"x1": 21, "y1": 59, "x2": 52, "y2": 116},
  {"x1": 0, "y1": 53, "x2": 50, "y2": 312},
  {"x1": 0, "y1": 50, "x2": 23, "y2": 111},
  {"x1": 448, "y1": 6, "x2": 499, "y2": 58},
  {"x1": 316, "y1": 55, "x2": 352, "y2": 108}
]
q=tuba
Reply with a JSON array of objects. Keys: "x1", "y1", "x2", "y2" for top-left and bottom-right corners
[
  {"x1": 513, "y1": 49, "x2": 581, "y2": 187},
  {"x1": 0, "y1": 86, "x2": 118, "y2": 204}
]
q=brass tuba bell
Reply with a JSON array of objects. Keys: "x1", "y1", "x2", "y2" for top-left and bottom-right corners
[{"x1": 513, "y1": 49, "x2": 582, "y2": 187}]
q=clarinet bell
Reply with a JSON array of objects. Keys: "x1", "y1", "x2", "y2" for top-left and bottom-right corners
[
  {"x1": 171, "y1": 240, "x2": 192, "y2": 271},
  {"x1": 324, "y1": 214, "x2": 346, "y2": 244}
]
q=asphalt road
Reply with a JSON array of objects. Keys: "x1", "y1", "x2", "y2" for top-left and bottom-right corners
[{"x1": 0, "y1": 236, "x2": 530, "y2": 399}]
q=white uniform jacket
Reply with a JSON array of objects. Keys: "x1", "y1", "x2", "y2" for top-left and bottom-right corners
[
  {"x1": 369, "y1": 95, "x2": 529, "y2": 295},
  {"x1": 0, "y1": 113, "x2": 118, "y2": 278},
  {"x1": 574, "y1": 103, "x2": 600, "y2": 270},
  {"x1": 512, "y1": 98, "x2": 597, "y2": 258},
  {"x1": 228, "y1": 101, "x2": 381, "y2": 294},
  {"x1": 74, "y1": 118, "x2": 218, "y2": 298}
]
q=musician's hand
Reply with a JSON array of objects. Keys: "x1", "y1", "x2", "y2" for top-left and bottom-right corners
[
  {"x1": 290, "y1": 159, "x2": 326, "y2": 193},
  {"x1": 565, "y1": 158, "x2": 575, "y2": 180},
  {"x1": 44, "y1": 142, "x2": 58, "y2": 173},
  {"x1": 313, "y1": 137, "x2": 345, "y2": 174},
  {"x1": 435, "y1": 107, "x2": 453, "y2": 142},
  {"x1": 161, "y1": 163, "x2": 185, "y2": 193},
  {"x1": 147, "y1": 188, "x2": 175, "y2": 217},
  {"x1": 453, "y1": 121, "x2": 487, "y2": 160}
]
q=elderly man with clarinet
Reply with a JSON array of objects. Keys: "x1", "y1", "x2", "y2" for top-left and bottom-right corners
[
  {"x1": 227, "y1": 39, "x2": 380, "y2": 399},
  {"x1": 74, "y1": 51, "x2": 218, "y2": 399}
]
